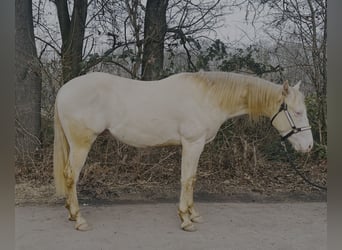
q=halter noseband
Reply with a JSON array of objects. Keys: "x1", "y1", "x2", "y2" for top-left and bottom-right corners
[{"x1": 270, "y1": 102, "x2": 311, "y2": 141}]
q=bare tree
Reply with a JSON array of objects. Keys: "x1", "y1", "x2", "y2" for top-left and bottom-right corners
[
  {"x1": 34, "y1": 0, "x2": 227, "y2": 81},
  {"x1": 123, "y1": 0, "x2": 144, "y2": 78},
  {"x1": 53, "y1": 0, "x2": 88, "y2": 83},
  {"x1": 141, "y1": 0, "x2": 169, "y2": 80},
  {"x1": 15, "y1": 0, "x2": 42, "y2": 155},
  {"x1": 138, "y1": 0, "x2": 226, "y2": 79},
  {"x1": 255, "y1": 0, "x2": 327, "y2": 144},
  {"x1": 166, "y1": 0, "x2": 225, "y2": 71}
]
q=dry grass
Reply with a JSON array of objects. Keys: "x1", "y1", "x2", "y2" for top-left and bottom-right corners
[{"x1": 15, "y1": 116, "x2": 327, "y2": 204}]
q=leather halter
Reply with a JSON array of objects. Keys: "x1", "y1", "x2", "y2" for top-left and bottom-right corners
[{"x1": 270, "y1": 102, "x2": 311, "y2": 141}]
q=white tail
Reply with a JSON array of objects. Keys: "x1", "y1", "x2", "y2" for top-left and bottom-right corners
[{"x1": 53, "y1": 102, "x2": 69, "y2": 197}]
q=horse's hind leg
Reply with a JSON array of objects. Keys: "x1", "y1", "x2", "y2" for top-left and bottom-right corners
[{"x1": 64, "y1": 130, "x2": 95, "y2": 231}]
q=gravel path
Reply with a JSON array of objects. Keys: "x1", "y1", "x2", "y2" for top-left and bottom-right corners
[{"x1": 15, "y1": 202, "x2": 326, "y2": 250}]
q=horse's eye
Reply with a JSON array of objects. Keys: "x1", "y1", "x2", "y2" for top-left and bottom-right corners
[{"x1": 295, "y1": 111, "x2": 303, "y2": 117}]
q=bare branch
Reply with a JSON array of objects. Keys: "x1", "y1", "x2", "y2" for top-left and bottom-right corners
[{"x1": 35, "y1": 36, "x2": 62, "y2": 56}]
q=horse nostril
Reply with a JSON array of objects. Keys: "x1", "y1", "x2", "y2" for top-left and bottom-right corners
[{"x1": 308, "y1": 144, "x2": 313, "y2": 150}]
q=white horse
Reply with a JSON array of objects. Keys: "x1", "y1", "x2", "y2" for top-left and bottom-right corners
[{"x1": 53, "y1": 71, "x2": 313, "y2": 231}]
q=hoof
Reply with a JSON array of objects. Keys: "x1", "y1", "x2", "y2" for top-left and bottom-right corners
[
  {"x1": 191, "y1": 215, "x2": 204, "y2": 223},
  {"x1": 75, "y1": 222, "x2": 91, "y2": 231},
  {"x1": 75, "y1": 217, "x2": 91, "y2": 231},
  {"x1": 181, "y1": 222, "x2": 197, "y2": 232}
]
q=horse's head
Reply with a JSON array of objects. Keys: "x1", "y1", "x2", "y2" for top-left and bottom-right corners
[{"x1": 271, "y1": 80, "x2": 313, "y2": 153}]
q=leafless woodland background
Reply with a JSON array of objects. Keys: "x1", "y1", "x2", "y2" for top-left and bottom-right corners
[{"x1": 15, "y1": 0, "x2": 327, "y2": 202}]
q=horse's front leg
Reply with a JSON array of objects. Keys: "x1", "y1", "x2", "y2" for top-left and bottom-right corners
[{"x1": 178, "y1": 137, "x2": 205, "y2": 232}]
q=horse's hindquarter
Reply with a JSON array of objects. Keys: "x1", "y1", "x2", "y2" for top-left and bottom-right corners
[{"x1": 57, "y1": 72, "x2": 227, "y2": 148}]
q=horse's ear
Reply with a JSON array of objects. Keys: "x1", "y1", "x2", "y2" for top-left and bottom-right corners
[
  {"x1": 293, "y1": 80, "x2": 301, "y2": 90},
  {"x1": 282, "y1": 80, "x2": 289, "y2": 96}
]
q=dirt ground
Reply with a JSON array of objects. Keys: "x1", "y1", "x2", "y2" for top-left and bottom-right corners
[{"x1": 15, "y1": 202, "x2": 326, "y2": 250}]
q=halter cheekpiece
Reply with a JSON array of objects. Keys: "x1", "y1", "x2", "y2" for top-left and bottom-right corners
[{"x1": 270, "y1": 102, "x2": 312, "y2": 141}]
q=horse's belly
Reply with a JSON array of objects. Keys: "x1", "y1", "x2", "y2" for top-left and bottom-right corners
[
  {"x1": 109, "y1": 122, "x2": 181, "y2": 148},
  {"x1": 112, "y1": 133, "x2": 181, "y2": 148}
]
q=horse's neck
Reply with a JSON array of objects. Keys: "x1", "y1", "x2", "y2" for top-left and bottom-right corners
[{"x1": 236, "y1": 80, "x2": 282, "y2": 120}]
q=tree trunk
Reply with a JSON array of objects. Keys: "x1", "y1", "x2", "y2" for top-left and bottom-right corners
[
  {"x1": 55, "y1": 0, "x2": 87, "y2": 83},
  {"x1": 15, "y1": 0, "x2": 42, "y2": 155},
  {"x1": 125, "y1": 0, "x2": 143, "y2": 79},
  {"x1": 141, "y1": 0, "x2": 169, "y2": 80},
  {"x1": 307, "y1": 0, "x2": 327, "y2": 145}
]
